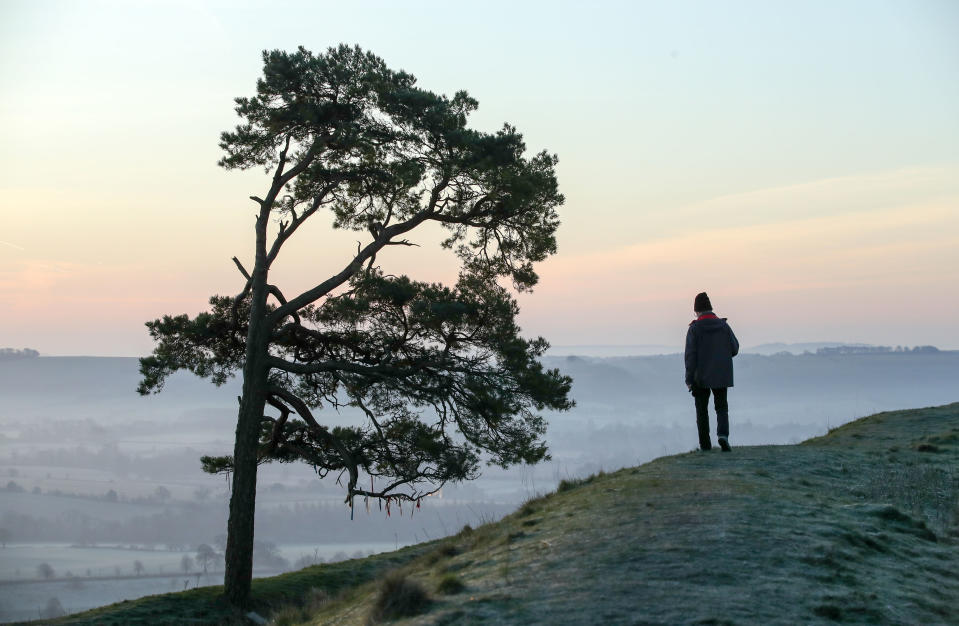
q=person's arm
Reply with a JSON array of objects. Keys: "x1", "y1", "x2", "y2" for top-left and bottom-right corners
[
  {"x1": 729, "y1": 325, "x2": 739, "y2": 357},
  {"x1": 684, "y1": 326, "x2": 697, "y2": 388}
]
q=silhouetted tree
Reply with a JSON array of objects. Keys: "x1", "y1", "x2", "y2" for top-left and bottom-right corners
[
  {"x1": 252, "y1": 540, "x2": 288, "y2": 571},
  {"x1": 180, "y1": 554, "x2": 194, "y2": 574},
  {"x1": 154, "y1": 486, "x2": 172, "y2": 503},
  {"x1": 138, "y1": 44, "x2": 572, "y2": 605},
  {"x1": 0, "y1": 528, "x2": 10, "y2": 547},
  {"x1": 40, "y1": 596, "x2": 65, "y2": 619},
  {"x1": 36, "y1": 562, "x2": 55, "y2": 580},
  {"x1": 133, "y1": 560, "x2": 145, "y2": 576},
  {"x1": 196, "y1": 544, "x2": 217, "y2": 574}
]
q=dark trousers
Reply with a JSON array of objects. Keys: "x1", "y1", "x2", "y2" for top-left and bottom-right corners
[{"x1": 692, "y1": 386, "x2": 729, "y2": 449}]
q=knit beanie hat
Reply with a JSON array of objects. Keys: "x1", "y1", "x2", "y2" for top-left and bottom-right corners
[{"x1": 694, "y1": 292, "x2": 712, "y2": 313}]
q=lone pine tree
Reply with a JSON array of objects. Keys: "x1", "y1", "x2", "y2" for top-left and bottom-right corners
[{"x1": 138, "y1": 45, "x2": 572, "y2": 605}]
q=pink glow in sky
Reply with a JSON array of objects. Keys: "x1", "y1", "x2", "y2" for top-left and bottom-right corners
[{"x1": 1, "y1": 1, "x2": 957, "y2": 355}]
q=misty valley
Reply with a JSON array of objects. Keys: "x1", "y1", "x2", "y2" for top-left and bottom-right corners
[{"x1": 1, "y1": 347, "x2": 956, "y2": 621}]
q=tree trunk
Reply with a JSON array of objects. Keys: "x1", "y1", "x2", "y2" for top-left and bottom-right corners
[
  {"x1": 223, "y1": 347, "x2": 267, "y2": 605},
  {"x1": 224, "y1": 209, "x2": 272, "y2": 606}
]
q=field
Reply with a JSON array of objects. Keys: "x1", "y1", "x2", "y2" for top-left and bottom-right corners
[{"x1": 0, "y1": 541, "x2": 403, "y2": 622}]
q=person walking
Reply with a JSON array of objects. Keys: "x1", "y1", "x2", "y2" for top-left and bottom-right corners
[{"x1": 685, "y1": 292, "x2": 739, "y2": 451}]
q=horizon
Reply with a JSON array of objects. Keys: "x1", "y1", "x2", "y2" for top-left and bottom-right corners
[{"x1": 5, "y1": 339, "x2": 955, "y2": 359}]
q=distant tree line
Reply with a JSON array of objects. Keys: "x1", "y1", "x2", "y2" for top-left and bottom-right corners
[
  {"x1": 0, "y1": 348, "x2": 39, "y2": 360},
  {"x1": 0, "y1": 443, "x2": 214, "y2": 480},
  {"x1": 0, "y1": 494, "x2": 511, "y2": 546},
  {"x1": 1, "y1": 481, "x2": 180, "y2": 505},
  {"x1": 816, "y1": 345, "x2": 940, "y2": 356}
]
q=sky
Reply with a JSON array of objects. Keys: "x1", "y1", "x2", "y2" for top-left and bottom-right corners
[{"x1": 1, "y1": 0, "x2": 958, "y2": 356}]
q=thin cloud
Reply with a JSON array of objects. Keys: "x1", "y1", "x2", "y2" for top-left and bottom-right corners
[
  {"x1": 0, "y1": 240, "x2": 25, "y2": 251},
  {"x1": 634, "y1": 165, "x2": 959, "y2": 241},
  {"x1": 531, "y1": 165, "x2": 959, "y2": 314}
]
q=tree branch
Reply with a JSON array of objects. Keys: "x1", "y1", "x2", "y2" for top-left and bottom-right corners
[
  {"x1": 272, "y1": 135, "x2": 292, "y2": 182},
  {"x1": 274, "y1": 135, "x2": 327, "y2": 191},
  {"x1": 266, "y1": 385, "x2": 359, "y2": 498},
  {"x1": 266, "y1": 183, "x2": 337, "y2": 267},
  {"x1": 354, "y1": 396, "x2": 401, "y2": 477},
  {"x1": 263, "y1": 396, "x2": 292, "y2": 456},
  {"x1": 267, "y1": 355, "x2": 409, "y2": 378},
  {"x1": 350, "y1": 480, "x2": 443, "y2": 502},
  {"x1": 232, "y1": 257, "x2": 252, "y2": 281},
  {"x1": 269, "y1": 177, "x2": 451, "y2": 323}
]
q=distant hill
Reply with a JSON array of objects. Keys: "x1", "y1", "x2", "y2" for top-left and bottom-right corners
[
  {"x1": 546, "y1": 344, "x2": 680, "y2": 357},
  {"x1": 745, "y1": 342, "x2": 943, "y2": 355},
  {"x1": 0, "y1": 356, "x2": 240, "y2": 424},
  {"x1": 542, "y1": 349, "x2": 959, "y2": 429},
  {"x1": 38, "y1": 403, "x2": 959, "y2": 624},
  {"x1": 5, "y1": 350, "x2": 957, "y2": 433},
  {"x1": 744, "y1": 341, "x2": 873, "y2": 355}
]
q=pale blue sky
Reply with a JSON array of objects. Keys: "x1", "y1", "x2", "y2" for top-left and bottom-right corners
[{"x1": 1, "y1": 1, "x2": 957, "y2": 354}]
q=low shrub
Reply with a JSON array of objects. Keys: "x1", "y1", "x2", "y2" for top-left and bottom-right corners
[{"x1": 369, "y1": 571, "x2": 431, "y2": 622}]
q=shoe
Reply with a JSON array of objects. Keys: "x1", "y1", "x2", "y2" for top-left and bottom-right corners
[
  {"x1": 718, "y1": 437, "x2": 731, "y2": 452},
  {"x1": 699, "y1": 443, "x2": 712, "y2": 452}
]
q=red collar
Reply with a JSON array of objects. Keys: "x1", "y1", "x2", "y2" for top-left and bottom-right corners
[{"x1": 690, "y1": 312, "x2": 718, "y2": 326}]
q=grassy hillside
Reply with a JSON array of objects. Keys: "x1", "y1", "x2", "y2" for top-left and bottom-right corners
[{"x1": 32, "y1": 403, "x2": 958, "y2": 624}]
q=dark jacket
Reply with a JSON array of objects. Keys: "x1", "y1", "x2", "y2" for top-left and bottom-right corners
[{"x1": 685, "y1": 313, "x2": 739, "y2": 388}]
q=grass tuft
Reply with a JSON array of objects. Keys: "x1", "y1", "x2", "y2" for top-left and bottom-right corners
[
  {"x1": 368, "y1": 571, "x2": 431, "y2": 623},
  {"x1": 436, "y1": 573, "x2": 466, "y2": 594},
  {"x1": 424, "y1": 542, "x2": 460, "y2": 565},
  {"x1": 518, "y1": 499, "x2": 538, "y2": 516},
  {"x1": 557, "y1": 469, "x2": 607, "y2": 493},
  {"x1": 268, "y1": 587, "x2": 329, "y2": 625},
  {"x1": 270, "y1": 605, "x2": 308, "y2": 626}
]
